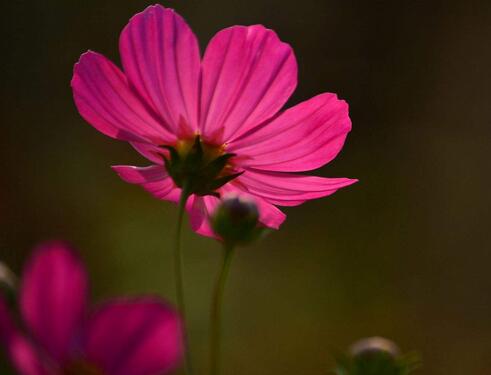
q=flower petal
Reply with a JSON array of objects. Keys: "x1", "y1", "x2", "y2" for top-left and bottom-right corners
[
  {"x1": 112, "y1": 165, "x2": 178, "y2": 200},
  {"x1": 7, "y1": 337, "x2": 51, "y2": 375},
  {"x1": 120, "y1": 5, "x2": 201, "y2": 135},
  {"x1": 200, "y1": 25, "x2": 297, "y2": 142},
  {"x1": 0, "y1": 296, "x2": 16, "y2": 345},
  {"x1": 84, "y1": 299, "x2": 182, "y2": 375},
  {"x1": 72, "y1": 51, "x2": 174, "y2": 144},
  {"x1": 130, "y1": 142, "x2": 165, "y2": 165},
  {"x1": 187, "y1": 195, "x2": 219, "y2": 238},
  {"x1": 238, "y1": 169, "x2": 357, "y2": 206},
  {"x1": 20, "y1": 242, "x2": 88, "y2": 363},
  {"x1": 112, "y1": 165, "x2": 168, "y2": 184},
  {"x1": 228, "y1": 93, "x2": 351, "y2": 172},
  {"x1": 0, "y1": 299, "x2": 51, "y2": 375}
]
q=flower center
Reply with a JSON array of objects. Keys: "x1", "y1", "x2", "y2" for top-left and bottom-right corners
[
  {"x1": 63, "y1": 360, "x2": 104, "y2": 375},
  {"x1": 163, "y1": 135, "x2": 242, "y2": 197}
]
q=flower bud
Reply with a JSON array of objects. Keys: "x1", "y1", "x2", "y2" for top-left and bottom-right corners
[
  {"x1": 0, "y1": 261, "x2": 17, "y2": 305},
  {"x1": 350, "y1": 337, "x2": 400, "y2": 359},
  {"x1": 335, "y1": 337, "x2": 419, "y2": 375},
  {"x1": 211, "y1": 194, "x2": 259, "y2": 245}
]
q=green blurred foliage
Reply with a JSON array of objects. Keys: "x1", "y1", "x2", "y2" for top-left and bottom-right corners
[
  {"x1": 1, "y1": 1, "x2": 490, "y2": 374},
  {"x1": 335, "y1": 354, "x2": 415, "y2": 375}
]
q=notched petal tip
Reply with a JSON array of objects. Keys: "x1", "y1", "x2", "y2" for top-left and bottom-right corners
[
  {"x1": 119, "y1": 2, "x2": 201, "y2": 135},
  {"x1": 71, "y1": 50, "x2": 95, "y2": 87},
  {"x1": 122, "y1": 4, "x2": 181, "y2": 34},
  {"x1": 200, "y1": 22, "x2": 297, "y2": 140},
  {"x1": 72, "y1": 48, "x2": 174, "y2": 143},
  {"x1": 72, "y1": 50, "x2": 100, "y2": 73},
  {"x1": 220, "y1": 24, "x2": 295, "y2": 51}
]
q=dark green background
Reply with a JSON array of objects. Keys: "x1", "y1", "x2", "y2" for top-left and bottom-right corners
[{"x1": 1, "y1": 1, "x2": 490, "y2": 374}]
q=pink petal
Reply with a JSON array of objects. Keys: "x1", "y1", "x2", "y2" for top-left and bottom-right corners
[
  {"x1": 200, "y1": 25, "x2": 297, "y2": 142},
  {"x1": 238, "y1": 169, "x2": 358, "y2": 206},
  {"x1": 187, "y1": 195, "x2": 220, "y2": 238},
  {"x1": 228, "y1": 93, "x2": 351, "y2": 172},
  {"x1": 112, "y1": 165, "x2": 179, "y2": 200},
  {"x1": 84, "y1": 299, "x2": 182, "y2": 375},
  {"x1": 0, "y1": 300, "x2": 50, "y2": 375},
  {"x1": 72, "y1": 51, "x2": 174, "y2": 144},
  {"x1": 187, "y1": 195, "x2": 205, "y2": 230},
  {"x1": 162, "y1": 187, "x2": 184, "y2": 204},
  {"x1": 254, "y1": 196, "x2": 286, "y2": 229},
  {"x1": 20, "y1": 242, "x2": 88, "y2": 363},
  {"x1": 130, "y1": 142, "x2": 165, "y2": 165},
  {"x1": 120, "y1": 5, "x2": 201, "y2": 136},
  {"x1": 0, "y1": 297, "x2": 16, "y2": 345},
  {"x1": 1, "y1": 286, "x2": 50, "y2": 375},
  {"x1": 7, "y1": 337, "x2": 51, "y2": 375},
  {"x1": 112, "y1": 165, "x2": 168, "y2": 184}
]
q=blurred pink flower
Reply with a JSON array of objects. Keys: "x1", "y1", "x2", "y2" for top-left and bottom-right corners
[
  {"x1": 71, "y1": 4, "x2": 357, "y2": 237},
  {"x1": 0, "y1": 242, "x2": 182, "y2": 375}
]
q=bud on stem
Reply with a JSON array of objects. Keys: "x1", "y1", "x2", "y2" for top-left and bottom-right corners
[
  {"x1": 335, "y1": 337, "x2": 420, "y2": 375},
  {"x1": 211, "y1": 194, "x2": 260, "y2": 246}
]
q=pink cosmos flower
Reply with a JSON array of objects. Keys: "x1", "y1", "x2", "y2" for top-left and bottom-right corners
[
  {"x1": 0, "y1": 242, "x2": 182, "y2": 375},
  {"x1": 71, "y1": 4, "x2": 357, "y2": 237}
]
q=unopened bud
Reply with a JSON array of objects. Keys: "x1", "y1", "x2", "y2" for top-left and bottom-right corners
[
  {"x1": 350, "y1": 337, "x2": 400, "y2": 359},
  {"x1": 335, "y1": 337, "x2": 419, "y2": 375},
  {"x1": 211, "y1": 194, "x2": 259, "y2": 245},
  {"x1": 0, "y1": 261, "x2": 18, "y2": 305}
]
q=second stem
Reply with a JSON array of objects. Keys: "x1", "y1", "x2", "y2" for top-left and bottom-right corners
[{"x1": 209, "y1": 244, "x2": 235, "y2": 375}]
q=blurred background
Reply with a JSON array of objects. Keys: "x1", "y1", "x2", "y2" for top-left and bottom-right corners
[{"x1": 1, "y1": 1, "x2": 490, "y2": 374}]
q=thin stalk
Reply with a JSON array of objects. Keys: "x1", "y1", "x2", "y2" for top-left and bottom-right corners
[
  {"x1": 174, "y1": 188, "x2": 193, "y2": 375},
  {"x1": 209, "y1": 244, "x2": 235, "y2": 375}
]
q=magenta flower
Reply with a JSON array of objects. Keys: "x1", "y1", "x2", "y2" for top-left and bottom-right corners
[
  {"x1": 71, "y1": 4, "x2": 357, "y2": 237},
  {"x1": 0, "y1": 242, "x2": 182, "y2": 375}
]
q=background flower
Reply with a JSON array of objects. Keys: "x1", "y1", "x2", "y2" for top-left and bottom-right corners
[{"x1": 0, "y1": 242, "x2": 182, "y2": 375}]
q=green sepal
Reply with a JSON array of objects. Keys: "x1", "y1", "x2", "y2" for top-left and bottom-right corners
[
  {"x1": 208, "y1": 171, "x2": 244, "y2": 191},
  {"x1": 202, "y1": 153, "x2": 236, "y2": 178},
  {"x1": 185, "y1": 135, "x2": 204, "y2": 166},
  {"x1": 161, "y1": 145, "x2": 181, "y2": 164},
  {"x1": 162, "y1": 135, "x2": 242, "y2": 197}
]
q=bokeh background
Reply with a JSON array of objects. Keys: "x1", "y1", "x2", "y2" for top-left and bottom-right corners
[{"x1": 1, "y1": 1, "x2": 490, "y2": 374}]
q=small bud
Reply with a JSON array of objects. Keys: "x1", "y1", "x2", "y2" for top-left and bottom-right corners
[
  {"x1": 335, "y1": 337, "x2": 419, "y2": 375},
  {"x1": 350, "y1": 337, "x2": 400, "y2": 358},
  {"x1": 211, "y1": 194, "x2": 259, "y2": 245},
  {"x1": 0, "y1": 261, "x2": 18, "y2": 305}
]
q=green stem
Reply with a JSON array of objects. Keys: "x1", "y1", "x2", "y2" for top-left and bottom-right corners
[
  {"x1": 210, "y1": 244, "x2": 235, "y2": 375},
  {"x1": 175, "y1": 188, "x2": 193, "y2": 375}
]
